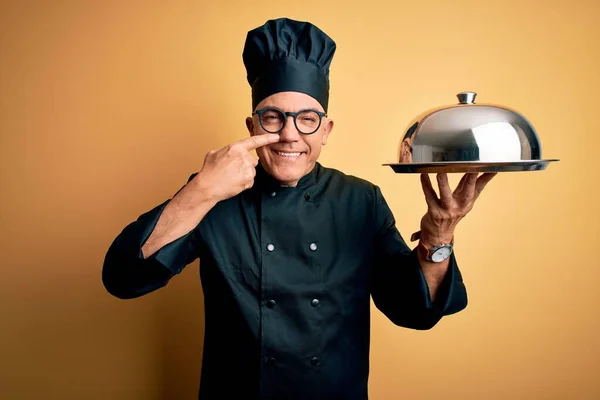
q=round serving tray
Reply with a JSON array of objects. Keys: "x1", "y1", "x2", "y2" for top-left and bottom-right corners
[{"x1": 383, "y1": 159, "x2": 560, "y2": 173}]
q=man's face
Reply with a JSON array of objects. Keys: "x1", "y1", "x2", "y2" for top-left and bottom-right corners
[{"x1": 245, "y1": 91, "x2": 334, "y2": 187}]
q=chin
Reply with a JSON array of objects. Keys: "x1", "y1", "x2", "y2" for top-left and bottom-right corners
[
  {"x1": 263, "y1": 162, "x2": 309, "y2": 186},
  {"x1": 271, "y1": 165, "x2": 304, "y2": 184}
]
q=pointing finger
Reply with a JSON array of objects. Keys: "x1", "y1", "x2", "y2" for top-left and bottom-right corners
[{"x1": 240, "y1": 134, "x2": 280, "y2": 151}]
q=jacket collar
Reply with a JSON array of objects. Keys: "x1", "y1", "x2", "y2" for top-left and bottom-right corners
[{"x1": 255, "y1": 161, "x2": 321, "y2": 191}]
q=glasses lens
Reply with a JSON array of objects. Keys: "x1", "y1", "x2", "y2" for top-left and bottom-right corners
[
  {"x1": 259, "y1": 109, "x2": 284, "y2": 133},
  {"x1": 296, "y1": 110, "x2": 321, "y2": 134}
]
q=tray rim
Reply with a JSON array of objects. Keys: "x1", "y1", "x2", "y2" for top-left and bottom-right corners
[
  {"x1": 382, "y1": 159, "x2": 559, "y2": 173},
  {"x1": 382, "y1": 159, "x2": 560, "y2": 167}
]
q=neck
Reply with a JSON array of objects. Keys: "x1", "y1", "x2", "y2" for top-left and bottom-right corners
[{"x1": 256, "y1": 161, "x2": 320, "y2": 189}]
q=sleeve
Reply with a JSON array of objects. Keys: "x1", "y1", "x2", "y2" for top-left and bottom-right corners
[
  {"x1": 101, "y1": 173, "x2": 200, "y2": 299},
  {"x1": 369, "y1": 185, "x2": 468, "y2": 330}
]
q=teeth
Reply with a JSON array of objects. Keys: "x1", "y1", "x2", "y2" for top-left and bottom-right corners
[{"x1": 276, "y1": 151, "x2": 302, "y2": 157}]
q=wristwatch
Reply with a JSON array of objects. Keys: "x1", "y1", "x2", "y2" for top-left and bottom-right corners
[{"x1": 411, "y1": 230, "x2": 454, "y2": 263}]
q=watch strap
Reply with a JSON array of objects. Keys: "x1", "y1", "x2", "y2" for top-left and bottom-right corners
[
  {"x1": 411, "y1": 230, "x2": 454, "y2": 246},
  {"x1": 410, "y1": 230, "x2": 422, "y2": 242},
  {"x1": 412, "y1": 230, "x2": 454, "y2": 262}
]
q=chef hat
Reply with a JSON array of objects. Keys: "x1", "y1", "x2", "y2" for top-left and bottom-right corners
[{"x1": 242, "y1": 17, "x2": 337, "y2": 112}]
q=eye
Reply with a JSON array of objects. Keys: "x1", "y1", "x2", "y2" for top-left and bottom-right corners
[
  {"x1": 298, "y1": 111, "x2": 320, "y2": 124},
  {"x1": 261, "y1": 110, "x2": 283, "y2": 122}
]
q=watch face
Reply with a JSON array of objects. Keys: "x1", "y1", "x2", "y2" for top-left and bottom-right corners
[{"x1": 431, "y1": 246, "x2": 452, "y2": 262}]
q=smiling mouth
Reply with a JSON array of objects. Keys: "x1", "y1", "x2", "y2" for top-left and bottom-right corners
[{"x1": 271, "y1": 149, "x2": 306, "y2": 159}]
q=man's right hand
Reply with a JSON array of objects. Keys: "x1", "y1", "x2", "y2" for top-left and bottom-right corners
[
  {"x1": 140, "y1": 133, "x2": 280, "y2": 259},
  {"x1": 192, "y1": 133, "x2": 281, "y2": 202}
]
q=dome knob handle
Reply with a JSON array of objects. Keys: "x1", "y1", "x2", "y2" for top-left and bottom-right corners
[{"x1": 457, "y1": 91, "x2": 477, "y2": 104}]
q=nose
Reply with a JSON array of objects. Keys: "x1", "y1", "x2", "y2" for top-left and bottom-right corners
[{"x1": 278, "y1": 115, "x2": 301, "y2": 142}]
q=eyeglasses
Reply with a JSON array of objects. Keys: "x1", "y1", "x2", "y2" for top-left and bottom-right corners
[{"x1": 252, "y1": 107, "x2": 327, "y2": 135}]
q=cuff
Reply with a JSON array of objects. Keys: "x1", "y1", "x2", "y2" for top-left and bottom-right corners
[
  {"x1": 412, "y1": 247, "x2": 468, "y2": 315},
  {"x1": 117, "y1": 199, "x2": 198, "y2": 275}
]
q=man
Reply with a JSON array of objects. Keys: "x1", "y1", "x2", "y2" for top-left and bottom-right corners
[{"x1": 102, "y1": 17, "x2": 495, "y2": 400}]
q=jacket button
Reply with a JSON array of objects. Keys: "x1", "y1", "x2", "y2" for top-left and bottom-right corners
[
  {"x1": 310, "y1": 357, "x2": 320, "y2": 366},
  {"x1": 311, "y1": 299, "x2": 320, "y2": 307},
  {"x1": 270, "y1": 191, "x2": 276, "y2": 197},
  {"x1": 266, "y1": 357, "x2": 276, "y2": 365},
  {"x1": 309, "y1": 243, "x2": 317, "y2": 251},
  {"x1": 266, "y1": 243, "x2": 275, "y2": 252},
  {"x1": 266, "y1": 299, "x2": 276, "y2": 308},
  {"x1": 304, "y1": 192, "x2": 311, "y2": 201}
]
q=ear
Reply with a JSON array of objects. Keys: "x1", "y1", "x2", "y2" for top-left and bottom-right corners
[
  {"x1": 321, "y1": 118, "x2": 334, "y2": 145},
  {"x1": 245, "y1": 117, "x2": 255, "y2": 136}
]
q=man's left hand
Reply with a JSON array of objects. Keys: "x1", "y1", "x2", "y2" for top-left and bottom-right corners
[{"x1": 418, "y1": 172, "x2": 497, "y2": 246}]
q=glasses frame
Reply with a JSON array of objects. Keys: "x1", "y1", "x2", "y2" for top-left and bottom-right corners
[{"x1": 252, "y1": 107, "x2": 328, "y2": 135}]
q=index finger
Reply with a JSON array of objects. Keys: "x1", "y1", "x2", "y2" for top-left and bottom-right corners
[{"x1": 239, "y1": 134, "x2": 280, "y2": 150}]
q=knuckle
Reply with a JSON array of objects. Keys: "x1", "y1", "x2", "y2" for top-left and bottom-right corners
[
  {"x1": 450, "y1": 209, "x2": 466, "y2": 219},
  {"x1": 430, "y1": 211, "x2": 444, "y2": 221},
  {"x1": 243, "y1": 179, "x2": 254, "y2": 190},
  {"x1": 438, "y1": 214, "x2": 451, "y2": 222},
  {"x1": 206, "y1": 149, "x2": 217, "y2": 159},
  {"x1": 227, "y1": 143, "x2": 240, "y2": 152},
  {"x1": 439, "y1": 198, "x2": 453, "y2": 208}
]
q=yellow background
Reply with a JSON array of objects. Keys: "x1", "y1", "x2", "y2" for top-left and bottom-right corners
[{"x1": 1, "y1": 1, "x2": 598, "y2": 399}]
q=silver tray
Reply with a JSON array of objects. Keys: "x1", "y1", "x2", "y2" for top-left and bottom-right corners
[{"x1": 383, "y1": 159, "x2": 559, "y2": 173}]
